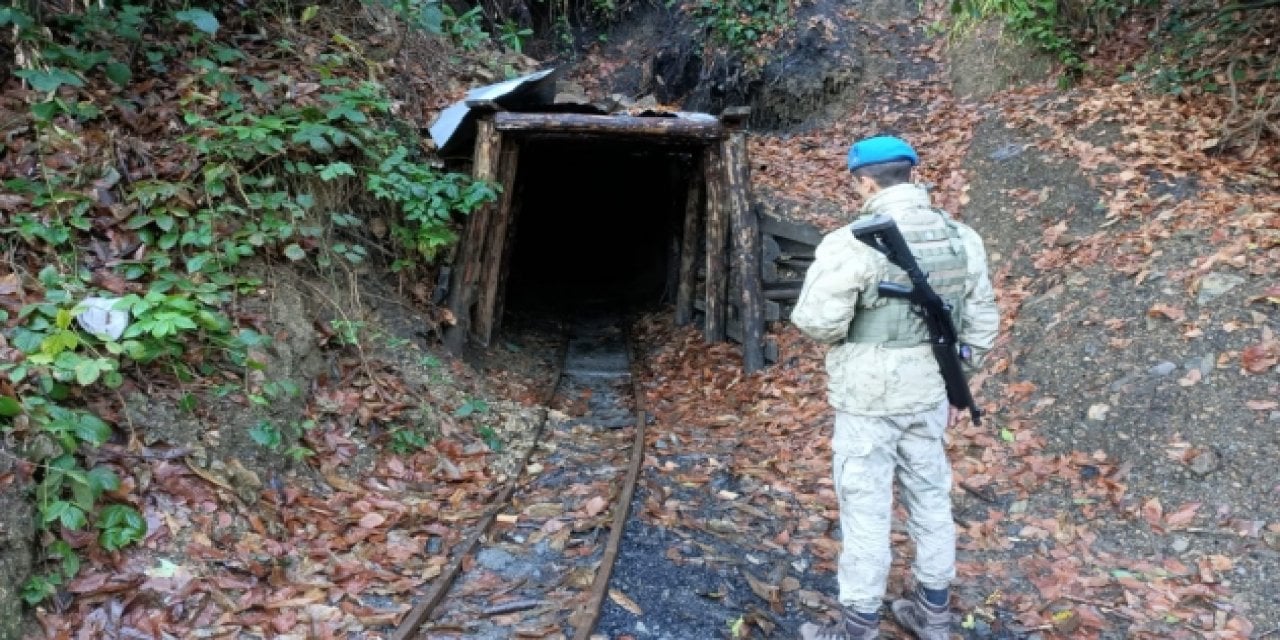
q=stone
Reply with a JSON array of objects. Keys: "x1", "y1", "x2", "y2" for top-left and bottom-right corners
[
  {"x1": 1196, "y1": 273, "x2": 1246, "y2": 305},
  {"x1": 1171, "y1": 537, "x2": 1190, "y2": 553},
  {"x1": 1270, "y1": 411, "x2": 1280, "y2": 423},
  {"x1": 990, "y1": 142, "x2": 1025, "y2": 161},
  {"x1": 1188, "y1": 449, "x2": 1220, "y2": 477},
  {"x1": 1149, "y1": 361, "x2": 1177, "y2": 377},
  {"x1": 476, "y1": 548, "x2": 515, "y2": 572},
  {"x1": 1087, "y1": 404, "x2": 1110, "y2": 421}
]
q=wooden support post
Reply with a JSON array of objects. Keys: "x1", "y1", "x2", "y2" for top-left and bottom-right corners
[
  {"x1": 490, "y1": 188, "x2": 523, "y2": 341},
  {"x1": 720, "y1": 107, "x2": 765, "y2": 372},
  {"x1": 473, "y1": 141, "x2": 520, "y2": 346},
  {"x1": 702, "y1": 143, "x2": 728, "y2": 343},
  {"x1": 675, "y1": 154, "x2": 703, "y2": 327},
  {"x1": 444, "y1": 109, "x2": 502, "y2": 354}
]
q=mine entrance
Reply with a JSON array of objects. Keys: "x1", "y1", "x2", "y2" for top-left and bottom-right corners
[
  {"x1": 504, "y1": 139, "x2": 691, "y2": 312},
  {"x1": 443, "y1": 108, "x2": 770, "y2": 371}
]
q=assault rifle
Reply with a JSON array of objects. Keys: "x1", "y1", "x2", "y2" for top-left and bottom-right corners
[{"x1": 852, "y1": 214, "x2": 983, "y2": 425}]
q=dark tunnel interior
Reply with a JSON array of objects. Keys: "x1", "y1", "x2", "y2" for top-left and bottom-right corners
[{"x1": 503, "y1": 139, "x2": 692, "y2": 315}]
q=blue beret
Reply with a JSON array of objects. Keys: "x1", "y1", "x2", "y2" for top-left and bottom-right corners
[{"x1": 847, "y1": 136, "x2": 919, "y2": 172}]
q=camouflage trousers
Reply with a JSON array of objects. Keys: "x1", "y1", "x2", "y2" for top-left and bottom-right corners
[{"x1": 832, "y1": 400, "x2": 956, "y2": 613}]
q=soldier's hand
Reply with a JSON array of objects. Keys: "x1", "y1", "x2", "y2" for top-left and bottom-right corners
[{"x1": 948, "y1": 406, "x2": 963, "y2": 428}]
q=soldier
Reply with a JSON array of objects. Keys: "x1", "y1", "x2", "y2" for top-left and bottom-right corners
[{"x1": 791, "y1": 136, "x2": 999, "y2": 640}]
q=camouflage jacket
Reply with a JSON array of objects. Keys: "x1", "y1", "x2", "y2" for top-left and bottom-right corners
[{"x1": 790, "y1": 183, "x2": 999, "y2": 416}]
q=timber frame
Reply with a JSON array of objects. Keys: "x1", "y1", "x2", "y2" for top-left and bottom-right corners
[{"x1": 443, "y1": 103, "x2": 770, "y2": 372}]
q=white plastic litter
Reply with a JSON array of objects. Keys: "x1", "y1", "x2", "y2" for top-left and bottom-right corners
[{"x1": 76, "y1": 296, "x2": 130, "y2": 341}]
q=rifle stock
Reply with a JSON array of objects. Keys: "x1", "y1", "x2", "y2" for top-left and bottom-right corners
[{"x1": 851, "y1": 215, "x2": 983, "y2": 425}]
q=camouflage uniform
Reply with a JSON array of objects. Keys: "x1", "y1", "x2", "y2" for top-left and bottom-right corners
[{"x1": 791, "y1": 183, "x2": 998, "y2": 615}]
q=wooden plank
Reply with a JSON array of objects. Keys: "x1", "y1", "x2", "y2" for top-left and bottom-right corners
[
  {"x1": 724, "y1": 131, "x2": 764, "y2": 372},
  {"x1": 723, "y1": 318, "x2": 779, "y2": 363},
  {"x1": 761, "y1": 234, "x2": 781, "y2": 283},
  {"x1": 472, "y1": 140, "x2": 520, "y2": 346},
  {"x1": 490, "y1": 193, "x2": 523, "y2": 340},
  {"x1": 675, "y1": 156, "x2": 703, "y2": 326},
  {"x1": 702, "y1": 144, "x2": 728, "y2": 343},
  {"x1": 764, "y1": 300, "x2": 782, "y2": 322},
  {"x1": 473, "y1": 140, "x2": 517, "y2": 345},
  {"x1": 763, "y1": 286, "x2": 803, "y2": 301},
  {"x1": 760, "y1": 214, "x2": 825, "y2": 246},
  {"x1": 444, "y1": 113, "x2": 502, "y2": 353},
  {"x1": 494, "y1": 112, "x2": 724, "y2": 140}
]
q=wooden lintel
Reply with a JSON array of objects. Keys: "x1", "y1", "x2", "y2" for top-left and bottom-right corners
[{"x1": 494, "y1": 112, "x2": 724, "y2": 140}]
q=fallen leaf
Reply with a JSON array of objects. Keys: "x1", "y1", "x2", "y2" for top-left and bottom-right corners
[
  {"x1": 1165, "y1": 502, "x2": 1200, "y2": 528},
  {"x1": 1147, "y1": 303, "x2": 1186, "y2": 322},
  {"x1": 358, "y1": 513, "x2": 386, "y2": 529},
  {"x1": 585, "y1": 495, "x2": 609, "y2": 517},
  {"x1": 1241, "y1": 340, "x2": 1278, "y2": 374},
  {"x1": 1142, "y1": 497, "x2": 1163, "y2": 528},
  {"x1": 744, "y1": 572, "x2": 782, "y2": 612},
  {"x1": 608, "y1": 589, "x2": 643, "y2": 615}
]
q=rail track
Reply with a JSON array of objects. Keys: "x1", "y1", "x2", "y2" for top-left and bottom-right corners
[{"x1": 392, "y1": 308, "x2": 648, "y2": 640}]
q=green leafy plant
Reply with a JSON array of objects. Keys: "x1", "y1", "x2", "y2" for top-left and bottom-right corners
[
  {"x1": 498, "y1": 21, "x2": 534, "y2": 54},
  {"x1": 476, "y1": 424, "x2": 502, "y2": 452},
  {"x1": 390, "y1": 426, "x2": 431, "y2": 454},
  {"x1": 947, "y1": 0, "x2": 1151, "y2": 77},
  {"x1": 453, "y1": 397, "x2": 490, "y2": 418},
  {"x1": 4, "y1": 1, "x2": 501, "y2": 606},
  {"x1": 686, "y1": 0, "x2": 793, "y2": 65},
  {"x1": 441, "y1": 5, "x2": 490, "y2": 51}
]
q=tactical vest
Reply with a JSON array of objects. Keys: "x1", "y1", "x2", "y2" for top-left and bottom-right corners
[{"x1": 846, "y1": 211, "x2": 969, "y2": 348}]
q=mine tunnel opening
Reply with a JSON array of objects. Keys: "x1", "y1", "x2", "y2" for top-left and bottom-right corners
[{"x1": 503, "y1": 139, "x2": 693, "y2": 316}]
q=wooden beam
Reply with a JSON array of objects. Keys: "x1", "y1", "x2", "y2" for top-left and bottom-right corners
[
  {"x1": 723, "y1": 128, "x2": 764, "y2": 372},
  {"x1": 702, "y1": 144, "x2": 728, "y2": 343},
  {"x1": 763, "y1": 286, "x2": 803, "y2": 301},
  {"x1": 760, "y1": 214, "x2": 825, "y2": 246},
  {"x1": 444, "y1": 112, "x2": 502, "y2": 354},
  {"x1": 472, "y1": 141, "x2": 520, "y2": 346},
  {"x1": 675, "y1": 155, "x2": 703, "y2": 326},
  {"x1": 490, "y1": 186, "x2": 523, "y2": 341},
  {"x1": 494, "y1": 112, "x2": 724, "y2": 140}
]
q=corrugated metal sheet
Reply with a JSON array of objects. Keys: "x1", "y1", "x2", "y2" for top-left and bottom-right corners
[{"x1": 429, "y1": 68, "x2": 559, "y2": 156}]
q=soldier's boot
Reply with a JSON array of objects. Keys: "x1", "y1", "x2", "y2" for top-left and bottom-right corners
[
  {"x1": 798, "y1": 609, "x2": 879, "y2": 640},
  {"x1": 890, "y1": 587, "x2": 953, "y2": 640}
]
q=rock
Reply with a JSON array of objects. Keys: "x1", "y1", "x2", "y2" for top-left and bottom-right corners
[
  {"x1": 1171, "y1": 537, "x2": 1191, "y2": 553},
  {"x1": 1087, "y1": 404, "x2": 1110, "y2": 421},
  {"x1": 1188, "y1": 449, "x2": 1220, "y2": 477},
  {"x1": 1149, "y1": 361, "x2": 1177, "y2": 377},
  {"x1": 1270, "y1": 411, "x2": 1280, "y2": 423},
  {"x1": 477, "y1": 548, "x2": 515, "y2": 572},
  {"x1": 1196, "y1": 273, "x2": 1245, "y2": 305},
  {"x1": 989, "y1": 143, "x2": 1025, "y2": 161},
  {"x1": 1199, "y1": 353, "x2": 1216, "y2": 376}
]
